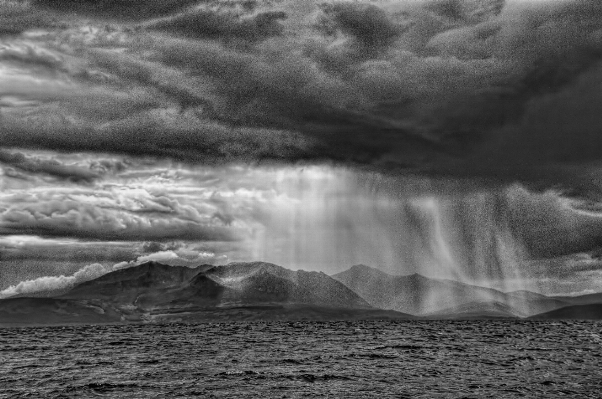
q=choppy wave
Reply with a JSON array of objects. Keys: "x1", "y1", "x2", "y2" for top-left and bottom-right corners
[{"x1": 1, "y1": 320, "x2": 602, "y2": 398}]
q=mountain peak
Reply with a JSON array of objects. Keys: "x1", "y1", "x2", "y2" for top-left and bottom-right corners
[
  {"x1": 403, "y1": 273, "x2": 430, "y2": 281},
  {"x1": 111, "y1": 261, "x2": 198, "y2": 275},
  {"x1": 61, "y1": 261, "x2": 205, "y2": 299},
  {"x1": 57, "y1": 261, "x2": 372, "y2": 314},
  {"x1": 333, "y1": 264, "x2": 392, "y2": 279},
  {"x1": 335, "y1": 265, "x2": 431, "y2": 280},
  {"x1": 348, "y1": 264, "x2": 381, "y2": 273},
  {"x1": 349, "y1": 264, "x2": 375, "y2": 270},
  {"x1": 208, "y1": 261, "x2": 290, "y2": 280}
]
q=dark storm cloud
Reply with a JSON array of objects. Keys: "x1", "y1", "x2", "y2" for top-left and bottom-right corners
[
  {"x1": 0, "y1": 1, "x2": 58, "y2": 36},
  {"x1": 32, "y1": 0, "x2": 199, "y2": 20},
  {"x1": 1, "y1": 121, "x2": 315, "y2": 164},
  {"x1": 318, "y1": 2, "x2": 405, "y2": 54},
  {"x1": 505, "y1": 187, "x2": 602, "y2": 260},
  {"x1": 146, "y1": 8, "x2": 288, "y2": 41},
  {"x1": 425, "y1": 0, "x2": 506, "y2": 24},
  {"x1": 2, "y1": 0, "x2": 602, "y2": 189},
  {"x1": 487, "y1": 64, "x2": 602, "y2": 166}
]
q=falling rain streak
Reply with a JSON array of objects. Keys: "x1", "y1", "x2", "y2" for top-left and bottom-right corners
[{"x1": 248, "y1": 166, "x2": 529, "y2": 292}]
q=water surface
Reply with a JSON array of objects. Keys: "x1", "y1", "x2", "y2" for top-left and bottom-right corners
[{"x1": 1, "y1": 320, "x2": 601, "y2": 398}]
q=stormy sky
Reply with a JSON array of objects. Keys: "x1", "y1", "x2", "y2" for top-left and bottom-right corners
[{"x1": 2, "y1": 0, "x2": 602, "y2": 297}]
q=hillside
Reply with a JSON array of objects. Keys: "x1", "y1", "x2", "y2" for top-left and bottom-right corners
[
  {"x1": 529, "y1": 304, "x2": 602, "y2": 320},
  {"x1": 0, "y1": 262, "x2": 412, "y2": 325},
  {"x1": 332, "y1": 265, "x2": 568, "y2": 317}
]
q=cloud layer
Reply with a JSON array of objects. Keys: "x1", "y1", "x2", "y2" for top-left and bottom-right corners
[
  {"x1": 3, "y1": 151, "x2": 602, "y2": 296},
  {"x1": 0, "y1": 0, "x2": 601, "y2": 187}
]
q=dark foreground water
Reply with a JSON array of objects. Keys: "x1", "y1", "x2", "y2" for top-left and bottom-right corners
[{"x1": 1, "y1": 320, "x2": 601, "y2": 398}]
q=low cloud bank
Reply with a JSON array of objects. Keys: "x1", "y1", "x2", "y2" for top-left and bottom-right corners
[{"x1": 0, "y1": 262, "x2": 109, "y2": 298}]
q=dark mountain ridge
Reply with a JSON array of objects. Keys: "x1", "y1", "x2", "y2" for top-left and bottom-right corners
[
  {"x1": 552, "y1": 292, "x2": 602, "y2": 306},
  {"x1": 2, "y1": 262, "x2": 601, "y2": 325},
  {"x1": 529, "y1": 304, "x2": 602, "y2": 320},
  {"x1": 332, "y1": 264, "x2": 570, "y2": 317},
  {"x1": 0, "y1": 261, "x2": 411, "y2": 326}
]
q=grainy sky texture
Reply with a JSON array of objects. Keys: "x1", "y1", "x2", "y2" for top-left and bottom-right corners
[{"x1": 2, "y1": 0, "x2": 602, "y2": 297}]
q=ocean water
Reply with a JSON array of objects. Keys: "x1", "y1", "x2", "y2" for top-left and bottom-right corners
[{"x1": 1, "y1": 320, "x2": 601, "y2": 398}]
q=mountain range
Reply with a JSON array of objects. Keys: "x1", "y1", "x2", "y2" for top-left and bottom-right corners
[
  {"x1": 0, "y1": 262, "x2": 410, "y2": 326},
  {"x1": 332, "y1": 265, "x2": 570, "y2": 318},
  {"x1": 0, "y1": 262, "x2": 600, "y2": 326}
]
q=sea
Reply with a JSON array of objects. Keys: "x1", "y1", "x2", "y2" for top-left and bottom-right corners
[{"x1": 1, "y1": 320, "x2": 601, "y2": 398}]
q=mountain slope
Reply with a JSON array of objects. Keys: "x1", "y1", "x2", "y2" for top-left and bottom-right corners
[
  {"x1": 206, "y1": 262, "x2": 370, "y2": 308},
  {"x1": 0, "y1": 262, "x2": 412, "y2": 325},
  {"x1": 505, "y1": 290, "x2": 569, "y2": 316},
  {"x1": 332, "y1": 264, "x2": 567, "y2": 317},
  {"x1": 63, "y1": 262, "x2": 207, "y2": 301},
  {"x1": 424, "y1": 301, "x2": 519, "y2": 319},
  {"x1": 552, "y1": 293, "x2": 602, "y2": 306},
  {"x1": 529, "y1": 304, "x2": 602, "y2": 320},
  {"x1": 62, "y1": 261, "x2": 372, "y2": 309}
]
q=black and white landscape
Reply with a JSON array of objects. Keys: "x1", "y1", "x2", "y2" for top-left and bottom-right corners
[
  {"x1": 1, "y1": 261, "x2": 601, "y2": 326},
  {"x1": 2, "y1": 0, "x2": 602, "y2": 396}
]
